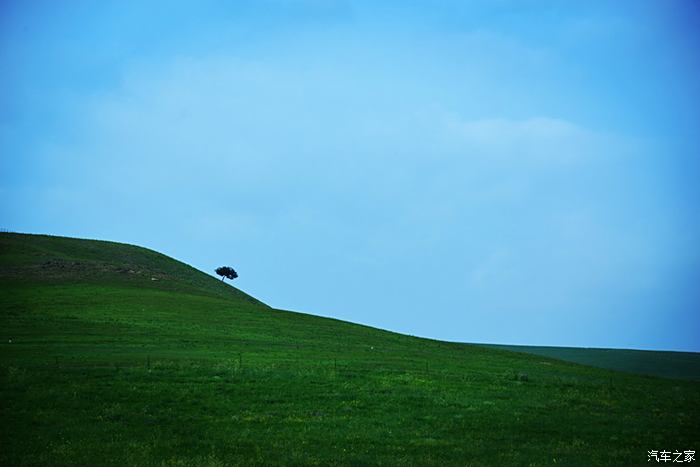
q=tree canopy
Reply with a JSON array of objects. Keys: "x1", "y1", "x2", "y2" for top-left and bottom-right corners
[{"x1": 215, "y1": 266, "x2": 238, "y2": 282}]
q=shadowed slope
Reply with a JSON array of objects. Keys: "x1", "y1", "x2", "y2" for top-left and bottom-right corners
[{"x1": 479, "y1": 344, "x2": 700, "y2": 381}]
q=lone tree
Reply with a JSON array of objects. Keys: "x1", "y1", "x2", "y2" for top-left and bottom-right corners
[{"x1": 215, "y1": 266, "x2": 238, "y2": 282}]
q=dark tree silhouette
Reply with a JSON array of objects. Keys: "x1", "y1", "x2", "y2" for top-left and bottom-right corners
[{"x1": 215, "y1": 266, "x2": 238, "y2": 282}]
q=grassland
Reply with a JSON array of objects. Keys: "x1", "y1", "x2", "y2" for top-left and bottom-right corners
[
  {"x1": 1, "y1": 233, "x2": 699, "y2": 466},
  {"x1": 480, "y1": 344, "x2": 700, "y2": 381}
]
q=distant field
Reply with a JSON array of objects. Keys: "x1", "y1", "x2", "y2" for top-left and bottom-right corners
[
  {"x1": 2, "y1": 233, "x2": 699, "y2": 466},
  {"x1": 479, "y1": 344, "x2": 700, "y2": 381}
]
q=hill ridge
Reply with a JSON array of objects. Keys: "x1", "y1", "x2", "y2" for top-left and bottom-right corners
[{"x1": 0, "y1": 232, "x2": 266, "y2": 306}]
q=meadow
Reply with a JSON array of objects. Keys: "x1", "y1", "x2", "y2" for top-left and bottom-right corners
[
  {"x1": 480, "y1": 344, "x2": 700, "y2": 382},
  {"x1": 1, "y1": 233, "x2": 698, "y2": 466}
]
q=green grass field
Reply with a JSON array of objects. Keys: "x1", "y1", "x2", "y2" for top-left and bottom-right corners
[
  {"x1": 1, "y1": 233, "x2": 698, "y2": 466},
  {"x1": 479, "y1": 344, "x2": 700, "y2": 382}
]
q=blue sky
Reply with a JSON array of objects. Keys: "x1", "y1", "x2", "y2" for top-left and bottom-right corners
[{"x1": 2, "y1": 0, "x2": 699, "y2": 351}]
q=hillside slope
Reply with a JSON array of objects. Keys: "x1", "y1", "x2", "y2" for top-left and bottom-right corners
[
  {"x1": 480, "y1": 344, "x2": 700, "y2": 381},
  {"x1": 1, "y1": 233, "x2": 698, "y2": 466},
  {"x1": 0, "y1": 232, "x2": 265, "y2": 305}
]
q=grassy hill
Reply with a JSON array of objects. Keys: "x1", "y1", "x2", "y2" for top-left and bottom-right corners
[
  {"x1": 1, "y1": 233, "x2": 698, "y2": 466},
  {"x1": 0, "y1": 232, "x2": 265, "y2": 305},
  {"x1": 480, "y1": 344, "x2": 700, "y2": 382}
]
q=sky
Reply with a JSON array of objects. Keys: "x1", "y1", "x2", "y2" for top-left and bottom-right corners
[{"x1": 2, "y1": 0, "x2": 699, "y2": 351}]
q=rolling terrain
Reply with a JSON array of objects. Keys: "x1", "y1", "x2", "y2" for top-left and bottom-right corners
[
  {"x1": 1, "y1": 233, "x2": 698, "y2": 466},
  {"x1": 480, "y1": 344, "x2": 700, "y2": 382}
]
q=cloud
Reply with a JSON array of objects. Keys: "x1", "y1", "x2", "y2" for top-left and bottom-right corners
[{"x1": 444, "y1": 116, "x2": 607, "y2": 165}]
